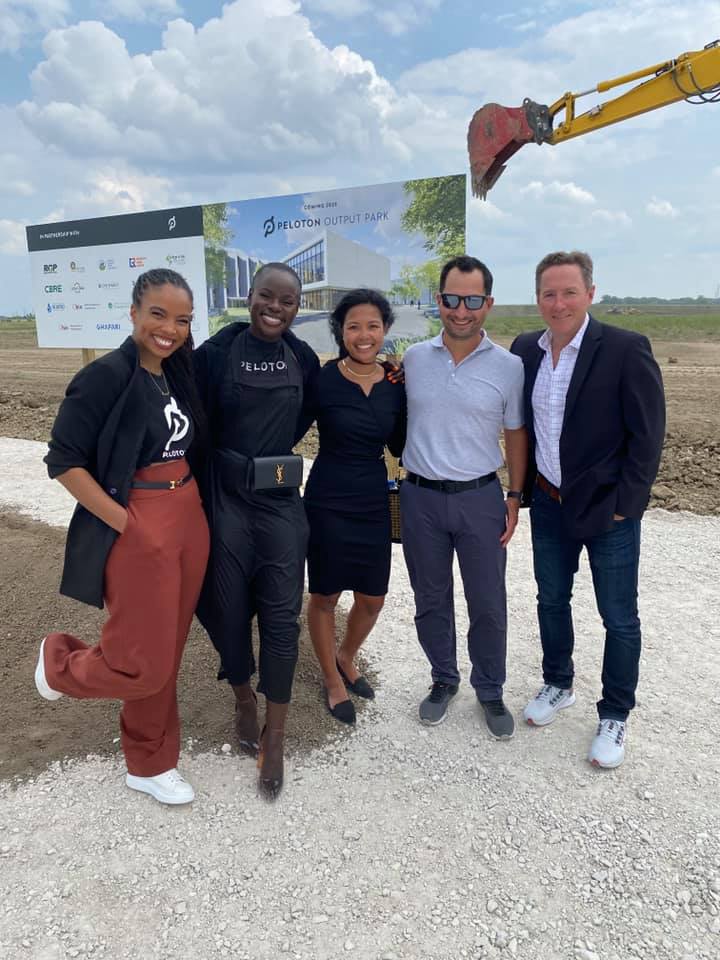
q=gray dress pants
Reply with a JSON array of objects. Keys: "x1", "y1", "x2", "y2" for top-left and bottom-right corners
[{"x1": 400, "y1": 479, "x2": 508, "y2": 699}]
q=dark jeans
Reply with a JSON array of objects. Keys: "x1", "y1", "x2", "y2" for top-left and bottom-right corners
[
  {"x1": 530, "y1": 485, "x2": 642, "y2": 721},
  {"x1": 400, "y1": 479, "x2": 507, "y2": 700}
]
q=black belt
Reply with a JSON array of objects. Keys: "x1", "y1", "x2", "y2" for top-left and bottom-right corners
[
  {"x1": 405, "y1": 471, "x2": 496, "y2": 494},
  {"x1": 131, "y1": 472, "x2": 192, "y2": 490}
]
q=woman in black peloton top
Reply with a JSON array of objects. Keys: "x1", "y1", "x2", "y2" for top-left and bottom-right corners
[{"x1": 194, "y1": 263, "x2": 319, "y2": 798}]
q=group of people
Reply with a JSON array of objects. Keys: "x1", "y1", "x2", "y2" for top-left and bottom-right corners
[{"x1": 34, "y1": 248, "x2": 665, "y2": 807}]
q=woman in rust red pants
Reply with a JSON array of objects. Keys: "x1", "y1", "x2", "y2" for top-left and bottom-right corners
[{"x1": 35, "y1": 268, "x2": 209, "y2": 806}]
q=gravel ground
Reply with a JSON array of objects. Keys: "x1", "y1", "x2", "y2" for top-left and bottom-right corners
[{"x1": 2, "y1": 438, "x2": 719, "y2": 960}]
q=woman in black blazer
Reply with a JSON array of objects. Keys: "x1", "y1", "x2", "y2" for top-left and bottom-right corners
[{"x1": 35, "y1": 268, "x2": 209, "y2": 807}]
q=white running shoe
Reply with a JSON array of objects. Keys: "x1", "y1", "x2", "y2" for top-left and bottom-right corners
[
  {"x1": 588, "y1": 719, "x2": 626, "y2": 769},
  {"x1": 523, "y1": 683, "x2": 575, "y2": 726},
  {"x1": 35, "y1": 637, "x2": 63, "y2": 701},
  {"x1": 126, "y1": 769, "x2": 195, "y2": 805}
]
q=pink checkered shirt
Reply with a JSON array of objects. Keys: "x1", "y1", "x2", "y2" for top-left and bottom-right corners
[{"x1": 531, "y1": 315, "x2": 589, "y2": 487}]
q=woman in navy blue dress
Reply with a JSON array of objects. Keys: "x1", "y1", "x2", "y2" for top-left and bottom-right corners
[{"x1": 304, "y1": 290, "x2": 406, "y2": 724}]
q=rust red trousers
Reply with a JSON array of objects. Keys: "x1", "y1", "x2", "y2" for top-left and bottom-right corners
[{"x1": 44, "y1": 459, "x2": 210, "y2": 776}]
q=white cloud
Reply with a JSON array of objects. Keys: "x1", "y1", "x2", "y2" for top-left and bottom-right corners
[
  {"x1": 468, "y1": 196, "x2": 509, "y2": 222},
  {"x1": 98, "y1": 0, "x2": 183, "y2": 22},
  {"x1": 591, "y1": 208, "x2": 632, "y2": 225},
  {"x1": 0, "y1": 179, "x2": 35, "y2": 197},
  {"x1": 0, "y1": 219, "x2": 27, "y2": 255},
  {"x1": 520, "y1": 180, "x2": 596, "y2": 204},
  {"x1": 646, "y1": 196, "x2": 679, "y2": 218},
  {"x1": 17, "y1": 5, "x2": 439, "y2": 181},
  {"x1": 305, "y1": 0, "x2": 442, "y2": 34},
  {"x1": 0, "y1": 0, "x2": 68, "y2": 52},
  {"x1": 305, "y1": 0, "x2": 370, "y2": 14}
]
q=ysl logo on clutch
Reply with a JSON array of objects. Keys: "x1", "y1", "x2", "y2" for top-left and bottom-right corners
[{"x1": 275, "y1": 463, "x2": 284, "y2": 485}]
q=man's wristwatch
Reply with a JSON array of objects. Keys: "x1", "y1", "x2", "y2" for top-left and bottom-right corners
[{"x1": 506, "y1": 490, "x2": 522, "y2": 500}]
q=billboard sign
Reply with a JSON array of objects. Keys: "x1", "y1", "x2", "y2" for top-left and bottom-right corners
[
  {"x1": 203, "y1": 175, "x2": 466, "y2": 333},
  {"x1": 26, "y1": 207, "x2": 208, "y2": 349},
  {"x1": 25, "y1": 174, "x2": 465, "y2": 349}
]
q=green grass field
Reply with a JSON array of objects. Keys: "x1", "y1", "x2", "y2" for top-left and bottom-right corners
[
  {"x1": 430, "y1": 310, "x2": 720, "y2": 341},
  {"x1": 3, "y1": 309, "x2": 719, "y2": 343}
]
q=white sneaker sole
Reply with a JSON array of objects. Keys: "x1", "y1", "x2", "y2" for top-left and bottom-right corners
[
  {"x1": 524, "y1": 691, "x2": 576, "y2": 726},
  {"x1": 589, "y1": 750, "x2": 625, "y2": 769},
  {"x1": 419, "y1": 710, "x2": 450, "y2": 726},
  {"x1": 588, "y1": 756, "x2": 625, "y2": 770},
  {"x1": 35, "y1": 637, "x2": 63, "y2": 701},
  {"x1": 126, "y1": 774, "x2": 195, "y2": 805}
]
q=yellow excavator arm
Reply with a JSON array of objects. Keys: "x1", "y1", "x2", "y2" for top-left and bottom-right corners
[{"x1": 468, "y1": 40, "x2": 720, "y2": 198}]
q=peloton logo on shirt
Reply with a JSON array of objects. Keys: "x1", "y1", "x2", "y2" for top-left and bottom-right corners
[
  {"x1": 162, "y1": 396, "x2": 190, "y2": 456},
  {"x1": 239, "y1": 359, "x2": 287, "y2": 373}
]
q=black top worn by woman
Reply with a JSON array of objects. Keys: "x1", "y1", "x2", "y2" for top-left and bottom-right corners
[
  {"x1": 304, "y1": 360, "x2": 406, "y2": 596},
  {"x1": 44, "y1": 336, "x2": 199, "y2": 608}
]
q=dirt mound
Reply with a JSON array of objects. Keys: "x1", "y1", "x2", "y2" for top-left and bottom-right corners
[{"x1": 1, "y1": 511, "x2": 360, "y2": 782}]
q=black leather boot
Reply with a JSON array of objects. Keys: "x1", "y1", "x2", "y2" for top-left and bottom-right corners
[{"x1": 257, "y1": 700, "x2": 289, "y2": 800}]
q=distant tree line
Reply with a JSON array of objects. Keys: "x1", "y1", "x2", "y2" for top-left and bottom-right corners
[{"x1": 601, "y1": 295, "x2": 720, "y2": 305}]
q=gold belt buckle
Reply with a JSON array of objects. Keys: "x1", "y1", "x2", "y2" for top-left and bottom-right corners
[{"x1": 169, "y1": 477, "x2": 183, "y2": 490}]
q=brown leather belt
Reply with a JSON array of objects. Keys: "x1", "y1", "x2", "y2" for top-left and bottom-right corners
[{"x1": 536, "y1": 473, "x2": 561, "y2": 502}]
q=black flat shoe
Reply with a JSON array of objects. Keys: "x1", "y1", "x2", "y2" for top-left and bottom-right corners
[
  {"x1": 324, "y1": 688, "x2": 356, "y2": 725},
  {"x1": 336, "y1": 660, "x2": 375, "y2": 700}
]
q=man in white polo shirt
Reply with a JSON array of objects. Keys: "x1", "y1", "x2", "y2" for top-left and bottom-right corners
[{"x1": 401, "y1": 255, "x2": 527, "y2": 738}]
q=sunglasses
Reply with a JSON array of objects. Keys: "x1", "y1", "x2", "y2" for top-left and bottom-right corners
[{"x1": 440, "y1": 293, "x2": 488, "y2": 310}]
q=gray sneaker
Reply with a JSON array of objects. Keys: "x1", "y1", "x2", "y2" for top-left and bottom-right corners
[
  {"x1": 479, "y1": 698, "x2": 515, "y2": 739},
  {"x1": 419, "y1": 681, "x2": 458, "y2": 725}
]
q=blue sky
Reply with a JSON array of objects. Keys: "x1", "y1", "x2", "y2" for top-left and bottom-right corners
[{"x1": 1, "y1": 0, "x2": 719, "y2": 312}]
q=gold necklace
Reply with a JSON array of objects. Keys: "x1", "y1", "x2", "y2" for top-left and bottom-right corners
[
  {"x1": 341, "y1": 358, "x2": 379, "y2": 379},
  {"x1": 145, "y1": 368, "x2": 170, "y2": 396}
]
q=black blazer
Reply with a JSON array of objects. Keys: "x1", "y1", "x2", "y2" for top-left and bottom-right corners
[
  {"x1": 45, "y1": 337, "x2": 150, "y2": 608},
  {"x1": 510, "y1": 315, "x2": 665, "y2": 539}
]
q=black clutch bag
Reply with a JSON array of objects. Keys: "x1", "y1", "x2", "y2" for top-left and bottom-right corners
[{"x1": 249, "y1": 455, "x2": 303, "y2": 491}]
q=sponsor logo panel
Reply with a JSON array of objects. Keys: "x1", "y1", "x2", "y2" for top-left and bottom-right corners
[
  {"x1": 128, "y1": 256, "x2": 146, "y2": 268},
  {"x1": 46, "y1": 302, "x2": 66, "y2": 313},
  {"x1": 98, "y1": 259, "x2": 116, "y2": 271}
]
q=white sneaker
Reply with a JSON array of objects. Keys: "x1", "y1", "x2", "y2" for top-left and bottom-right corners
[
  {"x1": 126, "y1": 768, "x2": 195, "y2": 805},
  {"x1": 523, "y1": 684, "x2": 575, "y2": 726},
  {"x1": 35, "y1": 637, "x2": 63, "y2": 701},
  {"x1": 588, "y1": 719, "x2": 626, "y2": 769}
]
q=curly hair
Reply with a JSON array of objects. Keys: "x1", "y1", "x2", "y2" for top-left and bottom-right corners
[{"x1": 329, "y1": 288, "x2": 395, "y2": 358}]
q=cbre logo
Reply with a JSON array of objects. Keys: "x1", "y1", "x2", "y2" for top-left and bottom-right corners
[{"x1": 44, "y1": 284, "x2": 63, "y2": 294}]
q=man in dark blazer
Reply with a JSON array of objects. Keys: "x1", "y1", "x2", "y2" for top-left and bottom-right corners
[{"x1": 510, "y1": 251, "x2": 665, "y2": 769}]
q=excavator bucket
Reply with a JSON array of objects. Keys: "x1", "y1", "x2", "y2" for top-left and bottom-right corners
[{"x1": 467, "y1": 103, "x2": 536, "y2": 199}]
